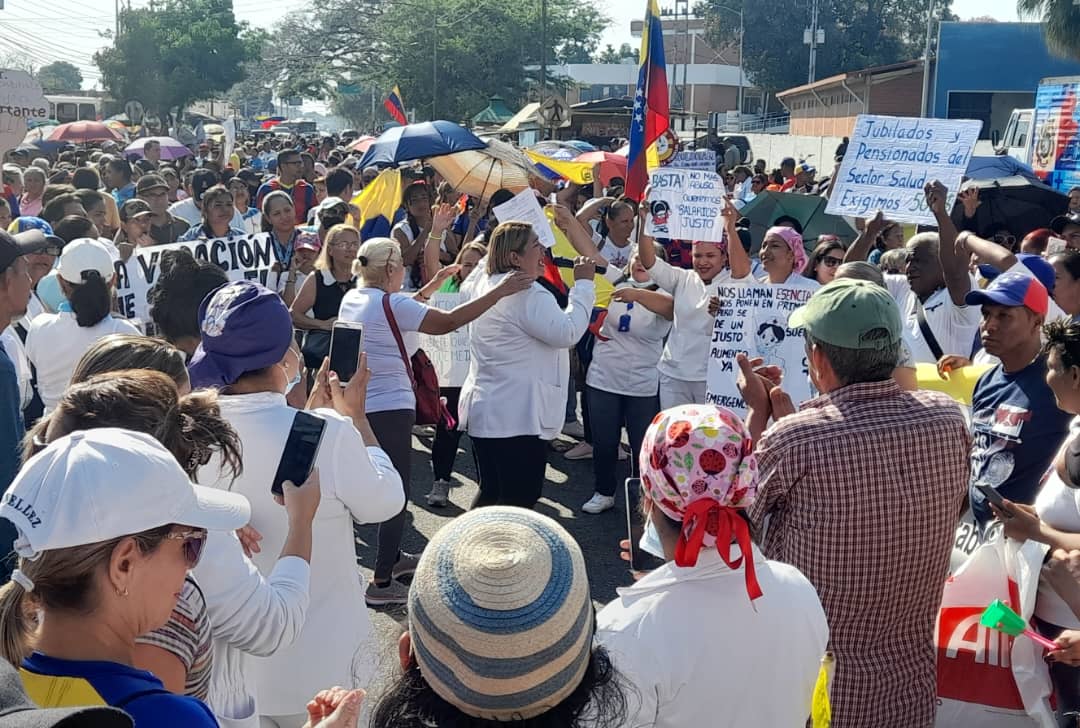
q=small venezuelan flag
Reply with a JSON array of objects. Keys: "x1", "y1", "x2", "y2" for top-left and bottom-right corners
[
  {"x1": 625, "y1": 0, "x2": 669, "y2": 202},
  {"x1": 384, "y1": 86, "x2": 408, "y2": 125}
]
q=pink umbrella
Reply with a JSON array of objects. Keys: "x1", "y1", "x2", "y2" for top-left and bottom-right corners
[
  {"x1": 347, "y1": 135, "x2": 377, "y2": 154},
  {"x1": 124, "y1": 136, "x2": 193, "y2": 160},
  {"x1": 575, "y1": 151, "x2": 628, "y2": 187},
  {"x1": 47, "y1": 120, "x2": 124, "y2": 144}
]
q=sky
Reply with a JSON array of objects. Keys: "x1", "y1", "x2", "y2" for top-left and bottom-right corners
[{"x1": 0, "y1": 0, "x2": 1021, "y2": 94}]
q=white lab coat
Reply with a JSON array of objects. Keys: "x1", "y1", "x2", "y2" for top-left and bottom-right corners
[
  {"x1": 458, "y1": 274, "x2": 595, "y2": 440},
  {"x1": 201, "y1": 392, "x2": 405, "y2": 717},
  {"x1": 596, "y1": 546, "x2": 829, "y2": 728}
]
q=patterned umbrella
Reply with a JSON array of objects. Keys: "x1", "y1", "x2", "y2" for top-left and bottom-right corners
[
  {"x1": 47, "y1": 120, "x2": 124, "y2": 144},
  {"x1": 124, "y1": 136, "x2": 193, "y2": 161},
  {"x1": 429, "y1": 139, "x2": 543, "y2": 200}
]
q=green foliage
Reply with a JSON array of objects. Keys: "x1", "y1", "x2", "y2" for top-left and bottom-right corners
[
  {"x1": 272, "y1": 0, "x2": 608, "y2": 124},
  {"x1": 1018, "y1": 0, "x2": 1080, "y2": 59},
  {"x1": 696, "y1": 0, "x2": 955, "y2": 94},
  {"x1": 36, "y1": 62, "x2": 83, "y2": 92},
  {"x1": 94, "y1": 0, "x2": 252, "y2": 121},
  {"x1": 595, "y1": 43, "x2": 639, "y2": 64}
]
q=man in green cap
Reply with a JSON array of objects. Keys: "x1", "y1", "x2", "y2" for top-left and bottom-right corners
[{"x1": 739, "y1": 278, "x2": 971, "y2": 728}]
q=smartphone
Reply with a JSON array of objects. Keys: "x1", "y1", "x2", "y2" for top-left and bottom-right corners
[
  {"x1": 975, "y1": 483, "x2": 1007, "y2": 509},
  {"x1": 624, "y1": 478, "x2": 665, "y2": 574},
  {"x1": 552, "y1": 256, "x2": 607, "y2": 275},
  {"x1": 328, "y1": 321, "x2": 363, "y2": 384},
  {"x1": 271, "y1": 411, "x2": 326, "y2": 497}
]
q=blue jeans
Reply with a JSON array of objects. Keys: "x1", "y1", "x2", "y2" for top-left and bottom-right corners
[{"x1": 587, "y1": 386, "x2": 660, "y2": 497}]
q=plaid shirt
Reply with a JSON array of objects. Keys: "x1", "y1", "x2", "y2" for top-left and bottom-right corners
[{"x1": 748, "y1": 380, "x2": 970, "y2": 728}]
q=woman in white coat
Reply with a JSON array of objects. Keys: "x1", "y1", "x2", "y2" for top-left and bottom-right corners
[{"x1": 459, "y1": 221, "x2": 597, "y2": 508}]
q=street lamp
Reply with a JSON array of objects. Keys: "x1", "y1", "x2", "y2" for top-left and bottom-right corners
[{"x1": 714, "y1": 5, "x2": 744, "y2": 121}]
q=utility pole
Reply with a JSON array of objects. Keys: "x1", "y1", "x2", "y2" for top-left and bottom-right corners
[
  {"x1": 919, "y1": 0, "x2": 936, "y2": 117},
  {"x1": 805, "y1": 0, "x2": 822, "y2": 84},
  {"x1": 540, "y1": 0, "x2": 547, "y2": 136},
  {"x1": 115, "y1": 0, "x2": 120, "y2": 37},
  {"x1": 432, "y1": 30, "x2": 438, "y2": 120}
]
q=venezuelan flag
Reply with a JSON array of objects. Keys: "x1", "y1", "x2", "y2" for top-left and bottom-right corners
[
  {"x1": 525, "y1": 151, "x2": 595, "y2": 185},
  {"x1": 352, "y1": 169, "x2": 403, "y2": 241},
  {"x1": 384, "y1": 86, "x2": 408, "y2": 125},
  {"x1": 625, "y1": 0, "x2": 669, "y2": 202}
]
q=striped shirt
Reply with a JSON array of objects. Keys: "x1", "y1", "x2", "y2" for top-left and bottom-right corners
[
  {"x1": 134, "y1": 576, "x2": 212, "y2": 700},
  {"x1": 748, "y1": 380, "x2": 971, "y2": 728}
]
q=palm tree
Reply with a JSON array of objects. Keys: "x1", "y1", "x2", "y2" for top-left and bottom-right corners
[{"x1": 1018, "y1": 0, "x2": 1080, "y2": 58}]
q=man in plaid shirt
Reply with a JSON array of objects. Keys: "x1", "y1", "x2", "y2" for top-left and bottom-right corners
[{"x1": 743, "y1": 278, "x2": 970, "y2": 728}]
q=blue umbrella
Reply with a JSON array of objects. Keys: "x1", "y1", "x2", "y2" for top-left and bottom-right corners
[
  {"x1": 357, "y1": 120, "x2": 486, "y2": 169},
  {"x1": 965, "y1": 155, "x2": 1040, "y2": 185}
]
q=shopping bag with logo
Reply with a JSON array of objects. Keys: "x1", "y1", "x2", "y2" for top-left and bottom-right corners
[{"x1": 935, "y1": 532, "x2": 1054, "y2": 727}]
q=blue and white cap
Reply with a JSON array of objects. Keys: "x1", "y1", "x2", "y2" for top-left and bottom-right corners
[{"x1": 408, "y1": 507, "x2": 593, "y2": 720}]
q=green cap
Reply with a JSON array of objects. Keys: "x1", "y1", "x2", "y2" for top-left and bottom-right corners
[{"x1": 789, "y1": 278, "x2": 902, "y2": 350}]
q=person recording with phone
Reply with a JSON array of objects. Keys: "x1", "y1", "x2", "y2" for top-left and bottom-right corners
[
  {"x1": 189, "y1": 281, "x2": 405, "y2": 727},
  {"x1": 596, "y1": 404, "x2": 828, "y2": 727},
  {"x1": 337, "y1": 235, "x2": 532, "y2": 606}
]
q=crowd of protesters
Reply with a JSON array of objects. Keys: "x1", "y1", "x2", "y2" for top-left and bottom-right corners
[{"x1": 4, "y1": 122, "x2": 1080, "y2": 728}]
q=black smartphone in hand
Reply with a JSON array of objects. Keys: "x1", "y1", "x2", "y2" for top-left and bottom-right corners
[
  {"x1": 329, "y1": 321, "x2": 363, "y2": 384},
  {"x1": 624, "y1": 477, "x2": 665, "y2": 574},
  {"x1": 271, "y1": 411, "x2": 326, "y2": 497}
]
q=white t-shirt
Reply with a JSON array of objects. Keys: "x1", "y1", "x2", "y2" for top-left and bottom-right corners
[
  {"x1": 1035, "y1": 451, "x2": 1080, "y2": 628},
  {"x1": 596, "y1": 236, "x2": 634, "y2": 284},
  {"x1": 648, "y1": 257, "x2": 751, "y2": 382},
  {"x1": 25, "y1": 312, "x2": 141, "y2": 412},
  {"x1": 587, "y1": 294, "x2": 672, "y2": 397},
  {"x1": 885, "y1": 275, "x2": 982, "y2": 364},
  {"x1": 337, "y1": 288, "x2": 429, "y2": 413}
]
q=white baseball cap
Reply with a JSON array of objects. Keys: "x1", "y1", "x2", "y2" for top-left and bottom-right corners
[
  {"x1": 2, "y1": 428, "x2": 250, "y2": 559},
  {"x1": 57, "y1": 237, "x2": 115, "y2": 285}
]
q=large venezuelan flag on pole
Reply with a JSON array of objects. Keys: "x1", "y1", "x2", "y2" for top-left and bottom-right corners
[
  {"x1": 625, "y1": 0, "x2": 670, "y2": 202},
  {"x1": 384, "y1": 86, "x2": 408, "y2": 125}
]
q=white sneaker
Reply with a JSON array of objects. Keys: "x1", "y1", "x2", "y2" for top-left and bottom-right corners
[
  {"x1": 562, "y1": 421, "x2": 585, "y2": 439},
  {"x1": 581, "y1": 493, "x2": 616, "y2": 514},
  {"x1": 564, "y1": 442, "x2": 593, "y2": 460}
]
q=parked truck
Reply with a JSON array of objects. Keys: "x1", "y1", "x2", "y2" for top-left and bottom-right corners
[{"x1": 996, "y1": 76, "x2": 1080, "y2": 193}]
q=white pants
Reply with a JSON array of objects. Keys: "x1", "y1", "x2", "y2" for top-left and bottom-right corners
[{"x1": 659, "y1": 374, "x2": 707, "y2": 410}]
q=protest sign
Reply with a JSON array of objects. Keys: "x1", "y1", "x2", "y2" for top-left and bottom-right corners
[
  {"x1": 114, "y1": 233, "x2": 278, "y2": 321},
  {"x1": 826, "y1": 114, "x2": 982, "y2": 225},
  {"x1": 0, "y1": 69, "x2": 47, "y2": 157},
  {"x1": 644, "y1": 168, "x2": 726, "y2": 243},
  {"x1": 416, "y1": 292, "x2": 470, "y2": 387},
  {"x1": 705, "y1": 280, "x2": 818, "y2": 417},
  {"x1": 669, "y1": 149, "x2": 717, "y2": 171},
  {"x1": 493, "y1": 189, "x2": 556, "y2": 247}
]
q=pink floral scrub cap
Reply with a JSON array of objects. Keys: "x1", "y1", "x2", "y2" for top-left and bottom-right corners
[
  {"x1": 640, "y1": 404, "x2": 762, "y2": 600},
  {"x1": 765, "y1": 225, "x2": 808, "y2": 274}
]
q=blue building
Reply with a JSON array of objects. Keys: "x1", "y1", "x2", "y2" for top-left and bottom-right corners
[{"x1": 930, "y1": 22, "x2": 1080, "y2": 141}]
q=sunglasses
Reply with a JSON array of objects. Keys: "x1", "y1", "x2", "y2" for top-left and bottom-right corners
[
  {"x1": 822, "y1": 256, "x2": 844, "y2": 268},
  {"x1": 166, "y1": 529, "x2": 208, "y2": 568}
]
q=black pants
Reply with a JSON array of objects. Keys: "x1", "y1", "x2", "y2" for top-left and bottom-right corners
[
  {"x1": 1035, "y1": 617, "x2": 1080, "y2": 726},
  {"x1": 430, "y1": 388, "x2": 463, "y2": 482},
  {"x1": 367, "y1": 408, "x2": 415, "y2": 583},
  {"x1": 587, "y1": 386, "x2": 659, "y2": 497},
  {"x1": 471, "y1": 435, "x2": 548, "y2": 509}
]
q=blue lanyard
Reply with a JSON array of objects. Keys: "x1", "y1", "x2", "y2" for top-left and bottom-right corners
[{"x1": 270, "y1": 230, "x2": 295, "y2": 268}]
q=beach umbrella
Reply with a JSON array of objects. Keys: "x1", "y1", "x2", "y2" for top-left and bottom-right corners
[
  {"x1": 357, "y1": 120, "x2": 487, "y2": 169},
  {"x1": 47, "y1": 120, "x2": 124, "y2": 144},
  {"x1": 575, "y1": 151, "x2": 628, "y2": 187},
  {"x1": 347, "y1": 135, "x2": 377, "y2": 154},
  {"x1": 124, "y1": 136, "x2": 193, "y2": 160},
  {"x1": 429, "y1": 139, "x2": 543, "y2": 200},
  {"x1": 739, "y1": 192, "x2": 858, "y2": 252}
]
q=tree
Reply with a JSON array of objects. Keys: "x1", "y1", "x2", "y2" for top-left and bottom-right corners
[
  {"x1": 275, "y1": 0, "x2": 608, "y2": 123},
  {"x1": 697, "y1": 0, "x2": 955, "y2": 94},
  {"x1": 94, "y1": 0, "x2": 252, "y2": 123},
  {"x1": 225, "y1": 28, "x2": 275, "y2": 118},
  {"x1": 595, "y1": 42, "x2": 638, "y2": 64},
  {"x1": 1018, "y1": 0, "x2": 1080, "y2": 58},
  {"x1": 36, "y1": 62, "x2": 83, "y2": 91}
]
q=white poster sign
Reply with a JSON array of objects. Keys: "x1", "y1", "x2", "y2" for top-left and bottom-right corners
[
  {"x1": 493, "y1": 189, "x2": 556, "y2": 248},
  {"x1": 0, "y1": 69, "x2": 47, "y2": 157},
  {"x1": 417, "y1": 292, "x2": 470, "y2": 388},
  {"x1": 825, "y1": 114, "x2": 982, "y2": 225},
  {"x1": 669, "y1": 149, "x2": 717, "y2": 171},
  {"x1": 705, "y1": 280, "x2": 818, "y2": 417},
  {"x1": 114, "y1": 233, "x2": 278, "y2": 323},
  {"x1": 644, "y1": 168, "x2": 726, "y2": 243}
]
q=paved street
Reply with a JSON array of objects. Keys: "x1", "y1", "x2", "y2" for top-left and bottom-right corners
[{"x1": 352, "y1": 424, "x2": 636, "y2": 708}]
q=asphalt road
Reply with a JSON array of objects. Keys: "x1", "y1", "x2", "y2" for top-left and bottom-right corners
[{"x1": 351, "y1": 424, "x2": 636, "y2": 716}]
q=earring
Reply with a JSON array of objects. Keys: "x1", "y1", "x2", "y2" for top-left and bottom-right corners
[{"x1": 116, "y1": 587, "x2": 129, "y2": 597}]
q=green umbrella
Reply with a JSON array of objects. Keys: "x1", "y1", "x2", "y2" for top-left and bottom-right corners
[{"x1": 739, "y1": 191, "x2": 857, "y2": 255}]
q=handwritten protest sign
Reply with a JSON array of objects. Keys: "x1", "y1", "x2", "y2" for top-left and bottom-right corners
[
  {"x1": 826, "y1": 114, "x2": 981, "y2": 225},
  {"x1": 705, "y1": 280, "x2": 818, "y2": 417},
  {"x1": 644, "y1": 168, "x2": 726, "y2": 243},
  {"x1": 417, "y1": 292, "x2": 470, "y2": 387},
  {"x1": 669, "y1": 150, "x2": 717, "y2": 171},
  {"x1": 0, "y1": 69, "x2": 47, "y2": 157},
  {"x1": 493, "y1": 189, "x2": 556, "y2": 248},
  {"x1": 114, "y1": 233, "x2": 278, "y2": 322}
]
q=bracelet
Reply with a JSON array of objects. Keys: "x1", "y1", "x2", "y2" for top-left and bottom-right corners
[
  {"x1": 416, "y1": 292, "x2": 430, "y2": 302},
  {"x1": 428, "y1": 230, "x2": 446, "y2": 242}
]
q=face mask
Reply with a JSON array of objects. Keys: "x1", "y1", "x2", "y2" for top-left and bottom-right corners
[
  {"x1": 626, "y1": 276, "x2": 654, "y2": 289},
  {"x1": 639, "y1": 516, "x2": 666, "y2": 559},
  {"x1": 280, "y1": 351, "x2": 302, "y2": 395},
  {"x1": 285, "y1": 368, "x2": 302, "y2": 395}
]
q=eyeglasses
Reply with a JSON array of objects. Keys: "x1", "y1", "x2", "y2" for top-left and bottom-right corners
[
  {"x1": 166, "y1": 529, "x2": 208, "y2": 568},
  {"x1": 822, "y1": 256, "x2": 844, "y2": 268},
  {"x1": 331, "y1": 240, "x2": 360, "y2": 249}
]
